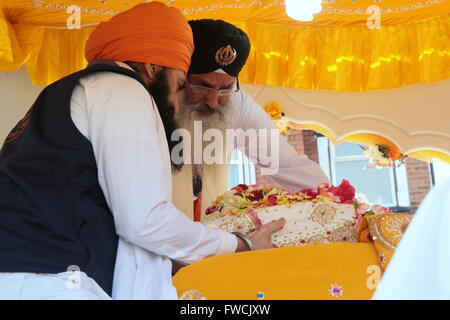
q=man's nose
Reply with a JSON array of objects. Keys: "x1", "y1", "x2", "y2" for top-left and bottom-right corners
[
  {"x1": 171, "y1": 97, "x2": 180, "y2": 114},
  {"x1": 203, "y1": 92, "x2": 219, "y2": 108}
]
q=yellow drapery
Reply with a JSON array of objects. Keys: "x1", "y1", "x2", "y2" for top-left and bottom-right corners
[{"x1": 0, "y1": 0, "x2": 449, "y2": 90}]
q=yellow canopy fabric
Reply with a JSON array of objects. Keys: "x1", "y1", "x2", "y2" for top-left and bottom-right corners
[
  {"x1": 1, "y1": 0, "x2": 450, "y2": 90},
  {"x1": 173, "y1": 243, "x2": 382, "y2": 300}
]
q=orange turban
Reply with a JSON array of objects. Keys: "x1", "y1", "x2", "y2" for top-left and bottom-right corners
[{"x1": 85, "y1": 2, "x2": 193, "y2": 74}]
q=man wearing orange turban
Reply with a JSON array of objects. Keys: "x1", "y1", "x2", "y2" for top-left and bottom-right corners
[
  {"x1": 85, "y1": 1, "x2": 193, "y2": 75},
  {"x1": 0, "y1": 1, "x2": 282, "y2": 300}
]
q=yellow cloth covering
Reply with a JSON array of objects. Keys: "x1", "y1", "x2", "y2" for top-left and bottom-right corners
[
  {"x1": 367, "y1": 213, "x2": 414, "y2": 270},
  {"x1": 173, "y1": 243, "x2": 382, "y2": 300},
  {"x1": 1, "y1": 0, "x2": 449, "y2": 90}
]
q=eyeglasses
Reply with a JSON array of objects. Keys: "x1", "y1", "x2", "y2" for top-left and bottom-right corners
[{"x1": 187, "y1": 77, "x2": 240, "y2": 97}]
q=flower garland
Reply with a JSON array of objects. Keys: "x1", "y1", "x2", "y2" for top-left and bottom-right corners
[
  {"x1": 264, "y1": 102, "x2": 290, "y2": 135},
  {"x1": 205, "y1": 180, "x2": 393, "y2": 223},
  {"x1": 362, "y1": 144, "x2": 408, "y2": 169}
]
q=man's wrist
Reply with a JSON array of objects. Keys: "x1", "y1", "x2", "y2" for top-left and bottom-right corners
[
  {"x1": 235, "y1": 237, "x2": 250, "y2": 252},
  {"x1": 233, "y1": 232, "x2": 254, "y2": 252}
]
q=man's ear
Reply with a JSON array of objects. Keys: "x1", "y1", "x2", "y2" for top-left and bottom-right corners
[{"x1": 144, "y1": 63, "x2": 163, "y2": 82}]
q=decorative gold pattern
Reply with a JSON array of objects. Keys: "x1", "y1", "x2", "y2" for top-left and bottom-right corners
[
  {"x1": 179, "y1": 290, "x2": 207, "y2": 300},
  {"x1": 368, "y1": 213, "x2": 413, "y2": 269},
  {"x1": 180, "y1": 0, "x2": 285, "y2": 15},
  {"x1": 205, "y1": 201, "x2": 357, "y2": 248},
  {"x1": 310, "y1": 203, "x2": 336, "y2": 226},
  {"x1": 322, "y1": 0, "x2": 448, "y2": 15},
  {"x1": 31, "y1": 0, "x2": 449, "y2": 16},
  {"x1": 217, "y1": 213, "x2": 255, "y2": 234},
  {"x1": 369, "y1": 213, "x2": 413, "y2": 251},
  {"x1": 215, "y1": 45, "x2": 237, "y2": 66},
  {"x1": 306, "y1": 234, "x2": 329, "y2": 245},
  {"x1": 328, "y1": 284, "x2": 344, "y2": 298},
  {"x1": 32, "y1": 0, "x2": 120, "y2": 15},
  {"x1": 329, "y1": 225, "x2": 357, "y2": 243}
]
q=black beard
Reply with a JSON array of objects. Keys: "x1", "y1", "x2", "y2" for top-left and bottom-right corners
[{"x1": 146, "y1": 70, "x2": 183, "y2": 171}]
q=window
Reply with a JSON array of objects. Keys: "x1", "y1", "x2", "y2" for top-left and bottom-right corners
[
  {"x1": 430, "y1": 158, "x2": 450, "y2": 186},
  {"x1": 317, "y1": 137, "x2": 410, "y2": 209},
  {"x1": 227, "y1": 150, "x2": 256, "y2": 189}
]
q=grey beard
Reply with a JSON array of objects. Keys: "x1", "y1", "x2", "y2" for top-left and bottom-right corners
[
  {"x1": 174, "y1": 91, "x2": 237, "y2": 196},
  {"x1": 175, "y1": 90, "x2": 235, "y2": 135}
]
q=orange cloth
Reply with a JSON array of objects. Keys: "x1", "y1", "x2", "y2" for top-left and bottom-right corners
[
  {"x1": 193, "y1": 198, "x2": 201, "y2": 222},
  {"x1": 85, "y1": 2, "x2": 193, "y2": 74}
]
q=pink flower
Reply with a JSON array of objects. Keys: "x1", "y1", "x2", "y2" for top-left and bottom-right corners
[
  {"x1": 266, "y1": 194, "x2": 278, "y2": 206},
  {"x1": 354, "y1": 213, "x2": 364, "y2": 227},
  {"x1": 205, "y1": 206, "x2": 219, "y2": 215},
  {"x1": 355, "y1": 200, "x2": 370, "y2": 215},
  {"x1": 371, "y1": 205, "x2": 393, "y2": 215},
  {"x1": 248, "y1": 209, "x2": 263, "y2": 231}
]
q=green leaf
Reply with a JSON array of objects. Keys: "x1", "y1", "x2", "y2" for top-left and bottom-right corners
[{"x1": 352, "y1": 200, "x2": 361, "y2": 209}]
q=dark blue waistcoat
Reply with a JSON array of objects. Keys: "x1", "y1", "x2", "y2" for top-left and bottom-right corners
[{"x1": 0, "y1": 63, "x2": 148, "y2": 296}]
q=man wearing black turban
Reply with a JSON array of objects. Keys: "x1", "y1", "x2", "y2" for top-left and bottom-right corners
[
  {"x1": 189, "y1": 19, "x2": 251, "y2": 79},
  {"x1": 172, "y1": 19, "x2": 331, "y2": 220}
]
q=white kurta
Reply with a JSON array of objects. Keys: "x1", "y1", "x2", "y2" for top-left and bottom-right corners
[
  {"x1": 372, "y1": 176, "x2": 450, "y2": 300},
  {"x1": 231, "y1": 90, "x2": 330, "y2": 190},
  {"x1": 173, "y1": 90, "x2": 331, "y2": 218},
  {"x1": 70, "y1": 62, "x2": 237, "y2": 300}
]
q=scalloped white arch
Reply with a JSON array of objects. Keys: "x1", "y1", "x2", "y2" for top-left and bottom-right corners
[{"x1": 242, "y1": 80, "x2": 450, "y2": 158}]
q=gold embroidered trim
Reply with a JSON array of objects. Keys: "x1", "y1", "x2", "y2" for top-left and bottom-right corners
[
  {"x1": 32, "y1": 0, "x2": 120, "y2": 15},
  {"x1": 369, "y1": 214, "x2": 412, "y2": 251},
  {"x1": 322, "y1": 0, "x2": 448, "y2": 15},
  {"x1": 369, "y1": 214, "x2": 394, "y2": 251},
  {"x1": 179, "y1": 290, "x2": 207, "y2": 300},
  {"x1": 328, "y1": 284, "x2": 344, "y2": 298},
  {"x1": 180, "y1": 0, "x2": 284, "y2": 15},
  {"x1": 32, "y1": 0, "x2": 448, "y2": 17}
]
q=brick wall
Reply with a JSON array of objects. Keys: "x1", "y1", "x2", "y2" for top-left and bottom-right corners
[
  {"x1": 255, "y1": 131, "x2": 433, "y2": 212},
  {"x1": 256, "y1": 129, "x2": 319, "y2": 188},
  {"x1": 405, "y1": 157, "x2": 432, "y2": 212}
]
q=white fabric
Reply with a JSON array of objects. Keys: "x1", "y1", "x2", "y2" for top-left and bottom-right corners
[
  {"x1": 0, "y1": 272, "x2": 111, "y2": 300},
  {"x1": 70, "y1": 62, "x2": 237, "y2": 300},
  {"x1": 373, "y1": 176, "x2": 450, "y2": 300},
  {"x1": 213, "y1": 68, "x2": 227, "y2": 74},
  {"x1": 231, "y1": 90, "x2": 330, "y2": 190},
  {"x1": 172, "y1": 90, "x2": 331, "y2": 218}
]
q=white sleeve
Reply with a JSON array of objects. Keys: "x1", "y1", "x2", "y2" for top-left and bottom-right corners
[
  {"x1": 232, "y1": 91, "x2": 330, "y2": 190},
  {"x1": 70, "y1": 71, "x2": 237, "y2": 265}
]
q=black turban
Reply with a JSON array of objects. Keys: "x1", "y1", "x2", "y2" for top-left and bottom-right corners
[{"x1": 188, "y1": 19, "x2": 251, "y2": 77}]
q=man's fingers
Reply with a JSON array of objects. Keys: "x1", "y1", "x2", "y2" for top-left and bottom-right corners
[{"x1": 263, "y1": 218, "x2": 286, "y2": 234}]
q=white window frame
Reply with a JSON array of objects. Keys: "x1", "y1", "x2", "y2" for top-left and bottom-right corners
[
  {"x1": 317, "y1": 136, "x2": 410, "y2": 208},
  {"x1": 430, "y1": 158, "x2": 450, "y2": 186},
  {"x1": 228, "y1": 150, "x2": 256, "y2": 188}
]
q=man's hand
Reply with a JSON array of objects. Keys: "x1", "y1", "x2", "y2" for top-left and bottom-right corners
[
  {"x1": 235, "y1": 218, "x2": 286, "y2": 252},
  {"x1": 247, "y1": 218, "x2": 286, "y2": 250}
]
